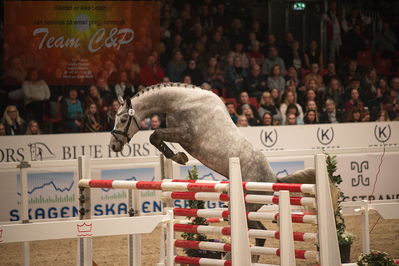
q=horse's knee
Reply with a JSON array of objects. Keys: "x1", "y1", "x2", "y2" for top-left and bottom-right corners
[{"x1": 149, "y1": 132, "x2": 159, "y2": 145}]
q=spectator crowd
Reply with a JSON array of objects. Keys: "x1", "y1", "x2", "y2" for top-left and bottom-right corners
[{"x1": 1, "y1": 0, "x2": 399, "y2": 136}]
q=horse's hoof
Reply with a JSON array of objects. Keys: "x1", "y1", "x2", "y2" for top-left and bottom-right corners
[{"x1": 173, "y1": 152, "x2": 188, "y2": 165}]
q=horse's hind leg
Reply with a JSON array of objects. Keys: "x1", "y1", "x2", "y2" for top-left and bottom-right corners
[{"x1": 149, "y1": 128, "x2": 190, "y2": 165}]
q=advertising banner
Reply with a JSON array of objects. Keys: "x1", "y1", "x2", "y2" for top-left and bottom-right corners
[{"x1": 4, "y1": 1, "x2": 159, "y2": 85}]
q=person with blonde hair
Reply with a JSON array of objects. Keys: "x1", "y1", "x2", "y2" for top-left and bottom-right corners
[
  {"x1": 0, "y1": 105, "x2": 25, "y2": 135},
  {"x1": 25, "y1": 120, "x2": 41, "y2": 135},
  {"x1": 236, "y1": 115, "x2": 249, "y2": 127},
  {"x1": 279, "y1": 90, "x2": 304, "y2": 123}
]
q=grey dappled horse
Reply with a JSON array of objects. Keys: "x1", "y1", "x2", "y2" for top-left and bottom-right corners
[{"x1": 109, "y1": 83, "x2": 332, "y2": 262}]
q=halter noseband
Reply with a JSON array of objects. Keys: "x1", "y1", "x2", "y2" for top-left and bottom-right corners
[{"x1": 111, "y1": 106, "x2": 140, "y2": 143}]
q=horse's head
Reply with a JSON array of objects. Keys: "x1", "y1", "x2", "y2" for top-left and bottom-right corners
[{"x1": 110, "y1": 96, "x2": 140, "y2": 152}]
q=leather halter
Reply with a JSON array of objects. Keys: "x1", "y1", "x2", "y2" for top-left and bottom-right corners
[{"x1": 111, "y1": 108, "x2": 140, "y2": 143}]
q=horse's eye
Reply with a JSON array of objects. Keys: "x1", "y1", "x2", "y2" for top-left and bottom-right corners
[{"x1": 120, "y1": 118, "x2": 127, "y2": 123}]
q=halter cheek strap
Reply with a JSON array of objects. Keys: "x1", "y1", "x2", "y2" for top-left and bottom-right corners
[{"x1": 111, "y1": 110, "x2": 140, "y2": 143}]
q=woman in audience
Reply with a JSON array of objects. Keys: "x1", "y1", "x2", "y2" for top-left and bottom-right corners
[
  {"x1": 226, "y1": 102, "x2": 239, "y2": 124},
  {"x1": 0, "y1": 105, "x2": 26, "y2": 135},
  {"x1": 262, "y1": 111, "x2": 274, "y2": 126},
  {"x1": 345, "y1": 88, "x2": 365, "y2": 113},
  {"x1": 346, "y1": 107, "x2": 363, "y2": 122},
  {"x1": 270, "y1": 88, "x2": 282, "y2": 108},
  {"x1": 304, "y1": 109, "x2": 319, "y2": 124},
  {"x1": 280, "y1": 90, "x2": 304, "y2": 124},
  {"x1": 376, "y1": 110, "x2": 391, "y2": 122},
  {"x1": 304, "y1": 40, "x2": 323, "y2": 69},
  {"x1": 285, "y1": 113, "x2": 298, "y2": 125},
  {"x1": 166, "y1": 50, "x2": 187, "y2": 82},
  {"x1": 85, "y1": 85, "x2": 109, "y2": 122},
  {"x1": 267, "y1": 65, "x2": 285, "y2": 93},
  {"x1": 241, "y1": 104, "x2": 260, "y2": 126},
  {"x1": 83, "y1": 103, "x2": 103, "y2": 132},
  {"x1": 325, "y1": 77, "x2": 345, "y2": 111},
  {"x1": 62, "y1": 88, "x2": 83, "y2": 133},
  {"x1": 204, "y1": 56, "x2": 224, "y2": 94},
  {"x1": 284, "y1": 103, "x2": 304, "y2": 125},
  {"x1": 25, "y1": 120, "x2": 41, "y2": 135},
  {"x1": 114, "y1": 71, "x2": 135, "y2": 99}
]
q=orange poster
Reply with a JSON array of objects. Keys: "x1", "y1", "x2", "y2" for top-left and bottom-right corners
[{"x1": 4, "y1": 1, "x2": 160, "y2": 85}]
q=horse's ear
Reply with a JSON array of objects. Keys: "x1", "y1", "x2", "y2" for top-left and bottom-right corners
[{"x1": 118, "y1": 95, "x2": 125, "y2": 105}]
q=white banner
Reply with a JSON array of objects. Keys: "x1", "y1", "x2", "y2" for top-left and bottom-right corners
[
  {"x1": 0, "y1": 122, "x2": 398, "y2": 163},
  {"x1": 0, "y1": 122, "x2": 398, "y2": 222}
]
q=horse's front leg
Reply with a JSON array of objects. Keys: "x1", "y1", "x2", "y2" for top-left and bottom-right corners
[{"x1": 149, "y1": 128, "x2": 189, "y2": 165}]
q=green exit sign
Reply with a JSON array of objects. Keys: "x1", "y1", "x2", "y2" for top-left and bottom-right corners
[{"x1": 293, "y1": 2, "x2": 306, "y2": 11}]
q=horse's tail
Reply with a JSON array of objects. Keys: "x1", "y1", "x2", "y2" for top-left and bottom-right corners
[{"x1": 277, "y1": 168, "x2": 339, "y2": 211}]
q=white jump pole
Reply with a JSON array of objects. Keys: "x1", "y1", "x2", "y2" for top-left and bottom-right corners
[
  {"x1": 18, "y1": 161, "x2": 30, "y2": 266},
  {"x1": 128, "y1": 189, "x2": 142, "y2": 266},
  {"x1": 315, "y1": 154, "x2": 341, "y2": 266},
  {"x1": 361, "y1": 201, "x2": 371, "y2": 254},
  {"x1": 77, "y1": 156, "x2": 92, "y2": 266},
  {"x1": 229, "y1": 157, "x2": 251, "y2": 266},
  {"x1": 279, "y1": 190, "x2": 296, "y2": 265}
]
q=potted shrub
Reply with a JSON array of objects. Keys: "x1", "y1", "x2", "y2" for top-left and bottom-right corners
[
  {"x1": 326, "y1": 154, "x2": 354, "y2": 263},
  {"x1": 180, "y1": 166, "x2": 223, "y2": 265},
  {"x1": 357, "y1": 250, "x2": 395, "y2": 266}
]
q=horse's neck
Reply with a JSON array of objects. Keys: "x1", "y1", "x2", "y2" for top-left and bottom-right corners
[{"x1": 131, "y1": 85, "x2": 202, "y2": 120}]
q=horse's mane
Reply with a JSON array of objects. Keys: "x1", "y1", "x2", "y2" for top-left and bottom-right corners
[{"x1": 133, "y1": 82, "x2": 206, "y2": 99}]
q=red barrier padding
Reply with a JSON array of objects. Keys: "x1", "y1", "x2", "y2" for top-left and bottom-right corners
[
  {"x1": 174, "y1": 224, "x2": 199, "y2": 234},
  {"x1": 221, "y1": 227, "x2": 231, "y2": 235},
  {"x1": 175, "y1": 240, "x2": 200, "y2": 249},
  {"x1": 187, "y1": 183, "x2": 217, "y2": 192},
  {"x1": 88, "y1": 180, "x2": 113, "y2": 188},
  {"x1": 219, "y1": 193, "x2": 229, "y2": 201},
  {"x1": 173, "y1": 208, "x2": 197, "y2": 217},
  {"x1": 170, "y1": 192, "x2": 197, "y2": 200},
  {"x1": 294, "y1": 249, "x2": 307, "y2": 259},
  {"x1": 136, "y1": 181, "x2": 162, "y2": 190},
  {"x1": 272, "y1": 183, "x2": 303, "y2": 192},
  {"x1": 222, "y1": 211, "x2": 230, "y2": 219},
  {"x1": 174, "y1": 256, "x2": 201, "y2": 264}
]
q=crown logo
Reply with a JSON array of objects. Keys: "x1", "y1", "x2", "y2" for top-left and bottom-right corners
[
  {"x1": 77, "y1": 222, "x2": 93, "y2": 237},
  {"x1": 0, "y1": 229, "x2": 3, "y2": 242}
]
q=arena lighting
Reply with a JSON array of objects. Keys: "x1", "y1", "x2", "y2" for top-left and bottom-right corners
[{"x1": 293, "y1": 2, "x2": 306, "y2": 11}]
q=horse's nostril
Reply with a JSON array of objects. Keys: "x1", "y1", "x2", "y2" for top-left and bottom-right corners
[{"x1": 112, "y1": 144, "x2": 116, "y2": 150}]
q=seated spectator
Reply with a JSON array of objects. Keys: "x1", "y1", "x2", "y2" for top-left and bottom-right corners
[
  {"x1": 319, "y1": 98, "x2": 344, "y2": 123},
  {"x1": 360, "y1": 67, "x2": 378, "y2": 108},
  {"x1": 323, "y1": 62, "x2": 341, "y2": 86},
  {"x1": 304, "y1": 110, "x2": 319, "y2": 124},
  {"x1": 280, "y1": 91, "x2": 304, "y2": 124},
  {"x1": 226, "y1": 102, "x2": 238, "y2": 124},
  {"x1": 62, "y1": 88, "x2": 83, "y2": 133},
  {"x1": 262, "y1": 47, "x2": 286, "y2": 75},
  {"x1": 345, "y1": 88, "x2": 364, "y2": 113},
  {"x1": 305, "y1": 99, "x2": 318, "y2": 112},
  {"x1": 0, "y1": 122, "x2": 6, "y2": 136},
  {"x1": 225, "y1": 56, "x2": 248, "y2": 97},
  {"x1": 325, "y1": 77, "x2": 345, "y2": 110},
  {"x1": 341, "y1": 59, "x2": 361, "y2": 87},
  {"x1": 22, "y1": 69, "x2": 50, "y2": 126},
  {"x1": 285, "y1": 40, "x2": 305, "y2": 71},
  {"x1": 182, "y1": 75, "x2": 192, "y2": 84},
  {"x1": 0, "y1": 105, "x2": 26, "y2": 135},
  {"x1": 150, "y1": 114, "x2": 163, "y2": 130},
  {"x1": 261, "y1": 111, "x2": 274, "y2": 126},
  {"x1": 285, "y1": 66, "x2": 301, "y2": 86},
  {"x1": 247, "y1": 40, "x2": 264, "y2": 67},
  {"x1": 114, "y1": 71, "x2": 135, "y2": 100},
  {"x1": 262, "y1": 33, "x2": 278, "y2": 56},
  {"x1": 370, "y1": 96, "x2": 396, "y2": 121},
  {"x1": 231, "y1": 42, "x2": 249, "y2": 68},
  {"x1": 243, "y1": 64, "x2": 267, "y2": 98},
  {"x1": 304, "y1": 40, "x2": 323, "y2": 69},
  {"x1": 83, "y1": 103, "x2": 103, "y2": 132},
  {"x1": 345, "y1": 107, "x2": 363, "y2": 123},
  {"x1": 258, "y1": 91, "x2": 282, "y2": 124},
  {"x1": 270, "y1": 88, "x2": 282, "y2": 108},
  {"x1": 25, "y1": 120, "x2": 40, "y2": 135},
  {"x1": 106, "y1": 99, "x2": 121, "y2": 131},
  {"x1": 181, "y1": 60, "x2": 205, "y2": 86},
  {"x1": 85, "y1": 86, "x2": 109, "y2": 121},
  {"x1": 237, "y1": 91, "x2": 260, "y2": 120},
  {"x1": 285, "y1": 113, "x2": 298, "y2": 125},
  {"x1": 96, "y1": 77, "x2": 114, "y2": 105},
  {"x1": 166, "y1": 50, "x2": 187, "y2": 82},
  {"x1": 207, "y1": 31, "x2": 229, "y2": 60},
  {"x1": 236, "y1": 115, "x2": 249, "y2": 127},
  {"x1": 139, "y1": 55, "x2": 165, "y2": 86},
  {"x1": 284, "y1": 103, "x2": 304, "y2": 125},
  {"x1": 204, "y1": 57, "x2": 224, "y2": 94},
  {"x1": 267, "y1": 65, "x2": 285, "y2": 93},
  {"x1": 303, "y1": 63, "x2": 324, "y2": 89},
  {"x1": 103, "y1": 59, "x2": 119, "y2": 85},
  {"x1": 241, "y1": 104, "x2": 260, "y2": 126}
]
